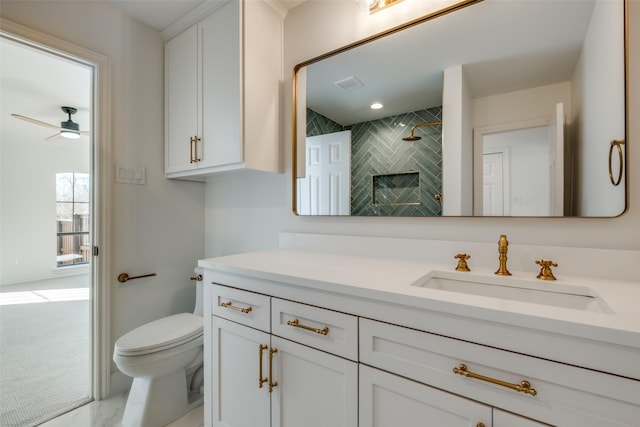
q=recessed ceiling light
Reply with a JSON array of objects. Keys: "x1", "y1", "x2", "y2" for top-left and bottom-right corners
[{"x1": 370, "y1": 102, "x2": 383, "y2": 110}]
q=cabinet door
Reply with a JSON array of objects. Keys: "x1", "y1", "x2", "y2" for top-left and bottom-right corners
[
  {"x1": 243, "y1": 0, "x2": 282, "y2": 172},
  {"x1": 199, "y1": 1, "x2": 242, "y2": 169},
  {"x1": 360, "y1": 364, "x2": 491, "y2": 427},
  {"x1": 212, "y1": 316, "x2": 270, "y2": 427},
  {"x1": 165, "y1": 25, "x2": 198, "y2": 174},
  {"x1": 494, "y1": 409, "x2": 552, "y2": 426},
  {"x1": 271, "y1": 336, "x2": 358, "y2": 427}
]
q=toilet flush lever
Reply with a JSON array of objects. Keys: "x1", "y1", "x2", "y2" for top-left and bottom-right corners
[{"x1": 190, "y1": 274, "x2": 203, "y2": 281}]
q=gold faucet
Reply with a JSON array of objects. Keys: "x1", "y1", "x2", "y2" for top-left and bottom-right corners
[
  {"x1": 454, "y1": 253, "x2": 471, "y2": 272},
  {"x1": 535, "y1": 260, "x2": 558, "y2": 280},
  {"x1": 495, "y1": 235, "x2": 512, "y2": 276}
]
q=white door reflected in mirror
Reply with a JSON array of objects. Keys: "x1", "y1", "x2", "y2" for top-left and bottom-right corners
[
  {"x1": 297, "y1": 131, "x2": 351, "y2": 215},
  {"x1": 475, "y1": 103, "x2": 565, "y2": 216}
]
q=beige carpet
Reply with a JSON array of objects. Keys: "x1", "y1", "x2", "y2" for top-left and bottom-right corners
[{"x1": 0, "y1": 279, "x2": 91, "y2": 426}]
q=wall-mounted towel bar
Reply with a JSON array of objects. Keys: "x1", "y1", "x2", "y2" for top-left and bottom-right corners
[{"x1": 118, "y1": 272, "x2": 157, "y2": 283}]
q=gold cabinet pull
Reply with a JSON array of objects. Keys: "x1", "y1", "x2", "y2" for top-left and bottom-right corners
[
  {"x1": 189, "y1": 136, "x2": 202, "y2": 163},
  {"x1": 453, "y1": 364, "x2": 537, "y2": 397},
  {"x1": 286, "y1": 318, "x2": 329, "y2": 336},
  {"x1": 220, "y1": 301, "x2": 252, "y2": 314},
  {"x1": 258, "y1": 344, "x2": 268, "y2": 389},
  {"x1": 268, "y1": 347, "x2": 278, "y2": 393}
]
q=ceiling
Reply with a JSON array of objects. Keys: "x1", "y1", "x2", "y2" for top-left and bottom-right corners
[
  {"x1": 103, "y1": 0, "x2": 306, "y2": 32},
  {"x1": 305, "y1": 0, "x2": 598, "y2": 126},
  {"x1": 0, "y1": 37, "x2": 92, "y2": 145}
]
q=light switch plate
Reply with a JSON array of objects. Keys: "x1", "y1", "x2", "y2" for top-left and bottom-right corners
[{"x1": 115, "y1": 164, "x2": 146, "y2": 185}]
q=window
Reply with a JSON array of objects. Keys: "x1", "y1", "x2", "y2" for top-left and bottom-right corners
[{"x1": 56, "y1": 173, "x2": 90, "y2": 267}]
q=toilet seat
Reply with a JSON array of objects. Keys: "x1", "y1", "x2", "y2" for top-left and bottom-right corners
[{"x1": 115, "y1": 313, "x2": 203, "y2": 357}]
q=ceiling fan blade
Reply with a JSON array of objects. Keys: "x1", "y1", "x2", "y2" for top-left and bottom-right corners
[
  {"x1": 45, "y1": 133, "x2": 63, "y2": 141},
  {"x1": 80, "y1": 130, "x2": 91, "y2": 135},
  {"x1": 11, "y1": 113, "x2": 61, "y2": 130}
]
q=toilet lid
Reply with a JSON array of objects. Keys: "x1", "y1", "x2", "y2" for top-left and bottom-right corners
[{"x1": 115, "y1": 313, "x2": 203, "y2": 356}]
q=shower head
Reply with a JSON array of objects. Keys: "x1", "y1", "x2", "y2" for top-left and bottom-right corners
[
  {"x1": 402, "y1": 121, "x2": 443, "y2": 141},
  {"x1": 402, "y1": 135, "x2": 422, "y2": 141}
]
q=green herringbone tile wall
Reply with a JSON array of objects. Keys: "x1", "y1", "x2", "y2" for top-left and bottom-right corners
[{"x1": 305, "y1": 107, "x2": 442, "y2": 216}]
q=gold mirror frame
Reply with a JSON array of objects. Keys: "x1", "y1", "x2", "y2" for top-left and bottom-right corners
[{"x1": 292, "y1": 0, "x2": 628, "y2": 218}]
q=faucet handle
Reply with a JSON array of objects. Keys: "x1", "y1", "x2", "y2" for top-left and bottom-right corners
[
  {"x1": 454, "y1": 253, "x2": 471, "y2": 272},
  {"x1": 535, "y1": 260, "x2": 558, "y2": 281}
]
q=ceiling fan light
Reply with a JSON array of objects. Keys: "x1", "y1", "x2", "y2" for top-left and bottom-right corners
[
  {"x1": 60, "y1": 118, "x2": 80, "y2": 139},
  {"x1": 60, "y1": 129, "x2": 81, "y2": 139}
]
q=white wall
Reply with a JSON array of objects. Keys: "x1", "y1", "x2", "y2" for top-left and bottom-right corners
[
  {"x1": 572, "y1": 0, "x2": 626, "y2": 216},
  {"x1": 205, "y1": 0, "x2": 639, "y2": 257},
  {"x1": 442, "y1": 65, "x2": 473, "y2": 216},
  {"x1": 483, "y1": 127, "x2": 550, "y2": 216},
  {"x1": 0, "y1": 132, "x2": 91, "y2": 285},
  {"x1": 472, "y1": 82, "x2": 572, "y2": 129},
  {"x1": 0, "y1": 0, "x2": 205, "y2": 391}
]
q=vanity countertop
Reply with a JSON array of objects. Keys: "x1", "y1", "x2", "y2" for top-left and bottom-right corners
[{"x1": 199, "y1": 248, "x2": 640, "y2": 378}]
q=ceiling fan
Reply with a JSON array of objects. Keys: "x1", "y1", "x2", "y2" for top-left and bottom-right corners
[{"x1": 11, "y1": 106, "x2": 90, "y2": 140}]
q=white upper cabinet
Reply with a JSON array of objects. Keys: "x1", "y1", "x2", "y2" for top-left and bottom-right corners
[{"x1": 165, "y1": 0, "x2": 283, "y2": 179}]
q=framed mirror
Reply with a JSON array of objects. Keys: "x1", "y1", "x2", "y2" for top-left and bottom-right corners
[{"x1": 292, "y1": 0, "x2": 627, "y2": 217}]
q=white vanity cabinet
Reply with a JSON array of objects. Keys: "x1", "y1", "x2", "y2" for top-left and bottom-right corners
[
  {"x1": 207, "y1": 284, "x2": 358, "y2": 427},
  {"x1": 165, "y1": 0, "x2": 283, "y2": 179},
  {"x1": 201, "y1": 249, "x2": 640, "y2": 427},
  {"x1": 360, "y1": 318, "x2": 638, "y2": 427}
]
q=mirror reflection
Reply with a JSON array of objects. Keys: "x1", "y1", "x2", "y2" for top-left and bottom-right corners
[{"x1": 293, "y1": 0, "x2": 626, "y2": 217}]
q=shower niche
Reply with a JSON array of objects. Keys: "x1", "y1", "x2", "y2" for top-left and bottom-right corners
[{"x1": 372, "y1": 172, "x2": 420, "y2": 206}]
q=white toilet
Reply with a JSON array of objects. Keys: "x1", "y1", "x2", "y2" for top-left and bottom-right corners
[{"x1": 113, "y1": 278, "x2": 204, "y2": 427}]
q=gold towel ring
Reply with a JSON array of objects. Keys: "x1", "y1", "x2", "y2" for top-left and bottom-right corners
[{"x1": 608, "y1": 139, "x2": 625, "y2": 186}]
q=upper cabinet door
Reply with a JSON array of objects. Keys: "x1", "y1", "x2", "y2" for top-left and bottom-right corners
[
  {"x1": 165, "y1": 25, "x2": 198, "y2": 174},
  {"x1": 243, "y1": 0, "x2": 283, "y2": 172},
  {"x1": 200, "y1": 1, "x2": 242, "y2": 169}
]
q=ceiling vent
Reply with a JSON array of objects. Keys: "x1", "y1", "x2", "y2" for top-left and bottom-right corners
[{"x1": 333, "y1": 76, "x2": 364, "y2": 92}]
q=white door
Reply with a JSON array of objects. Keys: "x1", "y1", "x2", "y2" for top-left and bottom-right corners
[
  {"x1": 359, "y1": 365, "x2": 492, "y2": 427},
  {"x1": 271, "y1": 336, "x2": 358, "y2": 427},
  {"x1": 548, "y1": 102, "x2": 564, "y2": 216},
  {"x1": 297, "y1": 130, "x2": 351, "y2": 215},
  {"x1": 482, "y1": 151, "x2": 506, "y2": 216},
  {"x1": 212, "y1": 317, "x2": 270, "y2": 427}
]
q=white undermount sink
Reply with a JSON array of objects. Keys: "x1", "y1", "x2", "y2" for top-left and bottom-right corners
[{"x1": 414, "y1": 271, "x2": 613, "y2": 313}]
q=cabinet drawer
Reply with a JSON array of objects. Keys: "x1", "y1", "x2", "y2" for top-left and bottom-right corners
[
  {"x1": 360, "y1": 318, "x2": 640, "y2": 426},
  {"x1": 212, "y1": 285, "x2": 270, "y2": 332},
  {"x1": 272, "y1": 298, "x2": 358, "y2": 361}
]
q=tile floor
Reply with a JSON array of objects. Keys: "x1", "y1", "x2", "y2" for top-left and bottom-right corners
[{"x1": 39, "y1": 392, "x2": 203, "y2": 427}]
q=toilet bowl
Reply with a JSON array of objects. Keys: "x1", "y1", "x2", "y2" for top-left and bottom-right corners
[{"x1": 113, "y1": 277, "x2": 204, "y2": 427}]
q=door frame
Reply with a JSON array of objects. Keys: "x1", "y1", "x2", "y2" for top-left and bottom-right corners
[
  {"x1": 1, "y1": 18, "x2": 112, "y2": 399},
  {"x1": 473, "y1": 117, "x2": 549, "y2": 216}
]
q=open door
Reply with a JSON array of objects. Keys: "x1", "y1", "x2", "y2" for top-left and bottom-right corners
[{"x1": 297, "y1": 130, "x2": 351, "y2": 215}]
